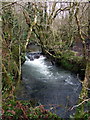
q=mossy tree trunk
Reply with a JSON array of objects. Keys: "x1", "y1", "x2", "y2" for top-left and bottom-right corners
[
  {"x1": 84, "y1": 61, "x2": 90, "y2": 88},
  {"x1": 74, "y1": 3, "x2": 87, "y2": 60}
]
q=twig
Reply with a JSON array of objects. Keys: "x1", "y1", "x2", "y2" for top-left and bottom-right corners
[
  {"x1": 77, "y1": 74, "x2": 90, "y2": 91},
  {"x1": 0, "y1": 1, "x2": 27, "y2": 15},
  {"x1": 70, "y1": 98, "x2": 90, "y2": 110},
  {"x1": 45, "y1": 49, "x2": 56, "y2": 58},
  {"x1": 84, "y1": 87, "x2": 90, "y2": 91},
  {"x1": 0, "y1": 2, "x2": 17, "y2": 11},
  {"x1": 77, "y1": 74, "x2": 83, "y2": 83}
]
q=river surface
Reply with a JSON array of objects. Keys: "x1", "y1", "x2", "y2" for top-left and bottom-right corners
[{"x1": 16, "y1": 53, "x2": 82, "y2": 118}]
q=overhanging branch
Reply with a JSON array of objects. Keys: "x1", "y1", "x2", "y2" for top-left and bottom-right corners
[{"x1": 70, "y1": 98, "x2": 90, "y2": 110}]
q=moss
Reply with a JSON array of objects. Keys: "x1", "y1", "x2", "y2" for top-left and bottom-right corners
[
  {"x1": 61, "y1": 59, "x2": 73, "y2": 69},
  {"x1": 21, "y1": 53, "x2": 26, "y2": 65},
  {"x1": 55, "y1": 50, "x2": 86, "y2": 77},
  {"x1": 60, "y1": 58, "x2": 78, "y2": 73}
]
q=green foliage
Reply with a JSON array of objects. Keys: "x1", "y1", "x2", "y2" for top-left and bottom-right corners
[
  {"x1": 55, "y1": 50, "x2": 85, "y2": 73},
  {"x1": 2, "y1": 74, "x2": 12, "y2": 92},
  {"x1": 73, "y1": 101, "x2": 90, "y2": 119},
  {"x1": 2, "y1": 7, "x2": 13, "y2": 27},
  {"x1": 2, "y1": 99, "x2": 61, "y2": 120},
  {"x1": 21, "y1": 53, "x2": 26, "y2": 65},
  {"x1": 2, "y1": 2, "x2": 89, "y2": 120}
]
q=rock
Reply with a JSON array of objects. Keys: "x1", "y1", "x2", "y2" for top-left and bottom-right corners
[
  {"x1": 27, "y1": 55, "x2": 34, "y2": 61},
  {"x1": 34, "y1": 55, "x2": 40, "y2": 59},
  {"x1": 27, "y1": 51, "x2": 42, "y2": 61}
]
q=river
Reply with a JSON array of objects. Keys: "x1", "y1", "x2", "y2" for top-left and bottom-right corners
[{"x1": 16, "y1": 52, "x2": 82, "y2": 118}]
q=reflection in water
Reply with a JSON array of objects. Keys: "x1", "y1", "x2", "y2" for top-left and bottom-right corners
[{"x1": 16, "y1": 55, "x2": 82, "y2": 118}]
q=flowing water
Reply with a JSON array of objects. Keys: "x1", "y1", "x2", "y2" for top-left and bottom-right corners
[{"x1": 16, "y1": 53, "x2": 82, "y2": 118}]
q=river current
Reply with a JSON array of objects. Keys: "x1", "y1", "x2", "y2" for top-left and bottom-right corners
[{"x1": 16, "y1": 53, "x2": 82, "y2": 118}]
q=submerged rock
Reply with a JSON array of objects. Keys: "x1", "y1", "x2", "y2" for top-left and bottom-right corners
[{"x1": 27, "y1": 51, "x2": 42, "y2": 61}]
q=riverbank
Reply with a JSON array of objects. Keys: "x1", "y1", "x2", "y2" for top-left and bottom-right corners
[
  {"x1": 2, "y1": 49, "x2": 88, "y2": 119},
  {"x1": 2, "y1": 97, "x2": 61, "y2": 120},
  {"x1": 44, "y1": 49, "x2": 86, "y2": 80}
]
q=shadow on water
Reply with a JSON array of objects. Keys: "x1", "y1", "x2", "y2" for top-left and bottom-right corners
[{"x1": 16, "y1": 52, "x2": 82, "y2": 118}]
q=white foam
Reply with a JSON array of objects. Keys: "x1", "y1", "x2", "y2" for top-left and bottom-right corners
[
  {"x1": 25, "y1": 55, "x2": 51, "y2": 76},
  {"x1": 24, "y1": 55, "x2": 79, "y2": 85},
  {"x1": 65, "y1": 76, "x2": 74, "y2": 85},
  {"x1": 25, "y1": 56, "x2": 30, "y2": 61}
]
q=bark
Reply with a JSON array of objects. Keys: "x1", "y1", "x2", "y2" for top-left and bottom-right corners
[
  {"x1": 25, "y1": 26, "x2": 33, "y2": 50},
  {"x1": 33, "y1": 28, "x2": 45, "y2": 53},
  {"x1": 74, "y1": 4, "x2": 87, "y2": 60},
  {"x1": 44, "y1": 2, "x2": 47, "y2": 25},
  {"x1": 47, "y1": 2, "x2": 57, "y2": 24},
  {"x1": 68, "y1": 3, "x2": 75, "y2": 48},
  {"x1": 80, "y1": 60, "x2": 90, "y2": 99},
  {"x1": 75, "y1": 4, "x2": 90, "y2": 99},
  {"x1": 88, "y1": 2, "x2": 90, "y2": 37},
  {"x1": 84, "y1": 61, "x2": 90, "y2": 89},
  {"x1": 18, "y1": 39, "x2": 21, "y2": 82},
  {"x1": 23, "y1": 10, "x2": 37, "y2": 50},
  {"x1": 23, "y1": 11, "x2": 31, "y2": 27}
]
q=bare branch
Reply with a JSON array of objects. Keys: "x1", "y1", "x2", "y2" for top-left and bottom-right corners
[
  {"x1": 79, "y1": 3, "x2": 88, "y2": 20},
  {"x1": 53, "y1": 6, "x2": 69, "y2": 19},
  {"x1": 48, "y1": 2, "x2": 57, "y2": 21},
  {"x1": 1, "y1": 2, "x2": 17, "y2": 10},
  {"x1": 71, "y1": 98, "x2": 90, "y2": 110},
  {"x1": 52, "y1": 3, "x2": 75, "y2": 20}
]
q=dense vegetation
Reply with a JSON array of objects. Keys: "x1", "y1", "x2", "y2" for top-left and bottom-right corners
[{"x1": 1, "y1": 1, "x2": 90, "y2": 119}]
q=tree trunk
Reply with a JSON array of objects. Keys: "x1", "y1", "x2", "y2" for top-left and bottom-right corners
[
  {"x1": 84, "y1": 61, "x2": 90, "y2": 88},
  {"x1": 75, "y1": 4, "x2": 87, "y2": 60},
  {"x1": 25, "y1": 26, "x2": 32, "y2": 50},
  {"x1": 18, "y1": 43, "x2": 21, "y2": 82}
]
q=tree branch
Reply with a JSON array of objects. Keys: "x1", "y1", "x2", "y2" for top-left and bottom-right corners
[
  {"x1": 52, "y1": 3, "x2": 75, "y2": 20},
  {"x1": 48, "y1": 2, "x2": 57, "y2": 22},
  {"x1": 70, "y1": 98, "x2": 90, "y2": 110},
  {"x1": 1, "y1": 2, "x2": 17, "y2": 10}
]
